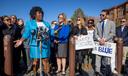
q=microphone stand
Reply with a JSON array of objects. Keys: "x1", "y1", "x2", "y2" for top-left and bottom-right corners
[
  {"x1": 39, "y1": 38, "x2": 42, "y2": 76},
  {"x1": 37, "y1": 27, "x2": 43, "y2": 76},
  {"x1": 37, "y1": 27, "x2": 48, "y2": 76}
]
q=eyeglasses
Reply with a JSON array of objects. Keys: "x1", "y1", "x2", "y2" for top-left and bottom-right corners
[
  {"x1": 100, "y1": 14, "x2": 105, "y2": 17},
  {"x1": 88, "y1": 22, "x2": 93, "y2": 24},
  {"x1": 121, "y1": 21, "x2": 126, "y2": 23},
  {"x1": 58, "y1": 16, "x2": 64, "y2": 19},
  {"x1": 4, "y1": 18, "x2": 11, "y2": 21},
  {"x1": 77, "y1": 18, "x2": 80, "y2": 21}
]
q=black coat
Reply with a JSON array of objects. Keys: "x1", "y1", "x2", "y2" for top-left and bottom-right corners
[
  {"x1": 71, "y1": 25, "x2": 88, "y2": 64},
  {"x1": 2, "y1": 24, "x2": 20, "y2": 41},
  {"x1": 71, "y1": 25, "x2": 88, "y2": 36}
]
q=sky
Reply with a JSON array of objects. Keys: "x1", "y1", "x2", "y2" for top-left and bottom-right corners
[{"x1": 0, "y1": 0, "x2": 127, "y2": 23}]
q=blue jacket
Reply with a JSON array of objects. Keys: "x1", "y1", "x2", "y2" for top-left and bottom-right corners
[
  {"x1": 22, "y1": 20, "x2": 51, "y2": 48},
  {"x1": 116, "y1": 26, "x2": 128, "y2": 46},
  {"x1": 54, "y1": 24, "x2": 70, "y2": 43}
]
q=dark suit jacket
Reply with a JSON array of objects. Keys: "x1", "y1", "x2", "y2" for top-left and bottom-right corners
[{"x1": 116, "y1": 25, "x2": 128, "y2": 46}]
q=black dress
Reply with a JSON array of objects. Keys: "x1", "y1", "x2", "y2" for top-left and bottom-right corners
[{"x1": 71, "y1": 25, "x2": 87, "y2": 63}]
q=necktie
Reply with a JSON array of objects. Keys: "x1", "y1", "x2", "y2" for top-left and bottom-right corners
[
  {"x1": 102, "y1": 21, "x2": 104, "y2": 37},
  {"x1": 121, "y1": 26, "x2": 124, "y2": 32},
  {"x1": 121, "y1": 26, "x2": 124, "y2": 37}
]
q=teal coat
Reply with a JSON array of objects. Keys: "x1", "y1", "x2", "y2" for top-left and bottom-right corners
[{"x1": 22, "y1": 20, "x2": 51, "y2": 58}]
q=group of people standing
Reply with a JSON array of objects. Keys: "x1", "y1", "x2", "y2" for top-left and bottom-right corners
[
  {"x1": 0, "y1": 6, "x2": 128, "y2": 76},
  {"x1": 0, "y1": 15, "x2": 27, "y2": 75}
]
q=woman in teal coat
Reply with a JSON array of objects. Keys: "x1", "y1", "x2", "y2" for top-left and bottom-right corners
[{"x1": 14, "y1": 6, "x2": 51, "y2": 75}]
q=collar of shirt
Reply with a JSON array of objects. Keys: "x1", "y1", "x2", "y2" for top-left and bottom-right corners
[
  {"x1": 121, "y1": 25, "x2": 125, "y2": 32},
  {"x1": 104, "y1": 19, "x2": 108, "y2": 25},
  {"x1": 37, "y1": 22, "x2": 45, "y2": 27},
  {"x1": 101, "y1": 19, "x2": 108, "y2": 27}
]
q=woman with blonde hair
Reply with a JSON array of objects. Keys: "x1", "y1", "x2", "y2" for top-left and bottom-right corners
[
  {"x1": 71, "y1": 17, "x2": 87, "y2": 74},
  {"x1": 54, "y1": 13, "x2": 70, "y2": 75}
]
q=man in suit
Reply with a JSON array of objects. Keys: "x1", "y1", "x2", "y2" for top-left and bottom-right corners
[
  {"x1": 94, "y1": 10, "x2": 116, "y2": 76},
  {"x1": 116, "y1": 18, "x2": 128, "y2": 73}
]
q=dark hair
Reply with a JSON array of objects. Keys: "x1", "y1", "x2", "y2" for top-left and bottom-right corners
[
  {"x1": 17, "y1": 18, "x2": 24, "y2": 24},
  {"x1": 51, "y1": 20, "x2": 56, "y2": 24},
  {"x1": 87, "y1": 18, "x2": 95, "y2": 27},
  {"x1": 17, "y1": 18, "x2": 23, "y2": 21},
  {"x1": 88, "y1": 19, "x2": 94, "y2": 23},
  {"x1": 29, "y1": 6, "x2": 44, "y2": 19},
  {"x1": 101, "y1": 10, "x2": 109, "y2": 15},
  {"x1": 10, "y1": 15, "x2": 17, "y2": 20},
  {"x1": 17, "y1": 18, "x2": 24, "y2": 26},
  {"x1": 2, "y1": 15, "x2": 9, "y2": 21}
]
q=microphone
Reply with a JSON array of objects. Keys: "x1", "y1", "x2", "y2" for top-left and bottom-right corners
[
  {"x1": 31, "y1": 29, "x2": 36, "y2": 35},
  {"x1": 37, "y1": 26, "x2": 49, "y2": 41},
  {"x1": 37, "y1": 26, "x2": 44, "y2": 41},
  {"x1": 31, "y1": 29, "x2": 36, "y2": 43}
]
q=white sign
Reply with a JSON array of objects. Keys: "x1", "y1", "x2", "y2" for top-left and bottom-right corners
[
  {"x1": 75, "y1": 35, "x2": 95, "y2": 50},
  {"x1": 92, "y1": 42, "x2": 116, "y2": 57}
]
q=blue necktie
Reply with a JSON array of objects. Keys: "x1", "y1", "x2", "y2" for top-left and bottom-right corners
[{"x1": 102, "y1": 21, "x2": 104, "y2": 37}]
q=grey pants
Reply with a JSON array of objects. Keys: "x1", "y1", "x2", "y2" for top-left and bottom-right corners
[{"x1": 95, "y1": 55, "x2": 111, "y2": 72}]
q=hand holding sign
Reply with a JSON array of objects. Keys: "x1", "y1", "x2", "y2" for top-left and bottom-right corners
[
  {"x1": 73, "y1": 35, "x2": 78, "y2": 40},
  {"x1": 99, "y1": 38, "x2": 106, "y2": 45},
  {"x1": 75, "y1": 35, "x2": 95, "y2": 50}
]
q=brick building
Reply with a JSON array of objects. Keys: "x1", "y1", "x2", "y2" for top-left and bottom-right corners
[{"x1": 104, "y1": 1, "x2": 128, "y2": 25}]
